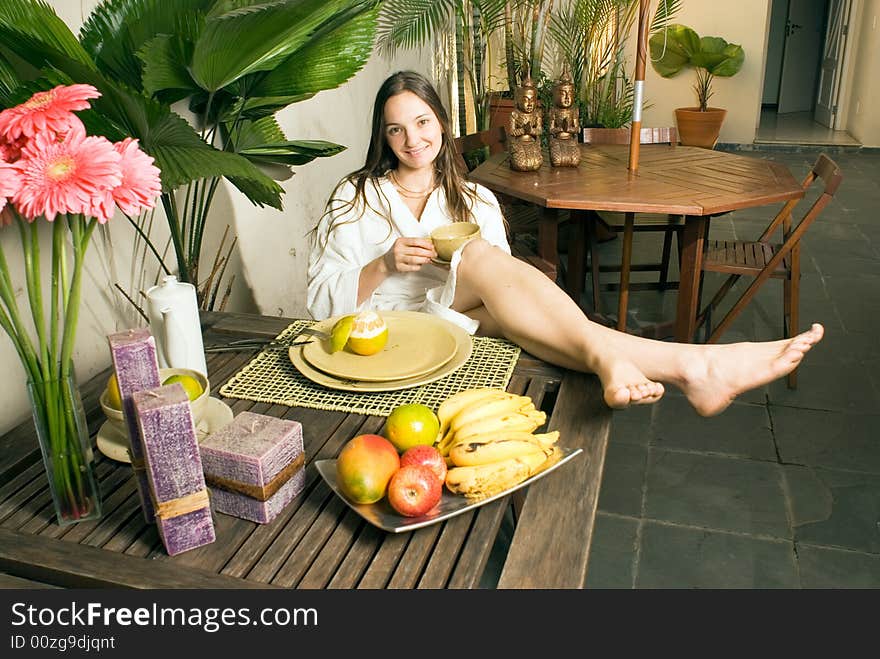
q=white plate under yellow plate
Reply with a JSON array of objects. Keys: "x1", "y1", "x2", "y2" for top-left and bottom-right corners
[
  {"x1": 301, "y1": 311, "x2": 458, "y2": 382},
  {"x1": 290, "y1": 314, "x2": 472, "y2": 392},
  {"x1": 96, "y1": 397, "x2": 234, "y2": 463}
]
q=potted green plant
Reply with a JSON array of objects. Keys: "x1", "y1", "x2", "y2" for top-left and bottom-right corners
[
  {"x1": 0, "y1": 0, "x2": 381, "y2": 311},
  {"x1": 649, "y1": 23, "x2": 745, "y2": 148}
]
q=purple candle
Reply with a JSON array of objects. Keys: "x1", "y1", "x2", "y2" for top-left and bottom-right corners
[
  {"x1": 200, "y1": 412, "x2": 305, "y2": 524},
  {"x1": 107, "y1": 328, "x2": 161, "y2": 523},
  {"x1": 132, "y1": 383, "x2": 215, "y2": 556}
]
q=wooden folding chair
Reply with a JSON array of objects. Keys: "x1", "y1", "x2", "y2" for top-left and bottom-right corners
[
  {"x1": 697, "y1": 153, "x2": 843, "y2": 388},
  {"x1": 453, "y1": 128, "x2": 556, "y2": 280},
  {"x1": 581, "y1": 127, "x2": 684, "y2": 332}
]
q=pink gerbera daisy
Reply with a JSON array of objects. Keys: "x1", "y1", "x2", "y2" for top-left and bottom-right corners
[
  {"x1": 0, "y1": 84, "x2": 100, "y2": 141},
  {"x1": 0, "y1": 134, "x2": 27, "y2": 162},
  {"x1": 13, "y1": 121, "x2": 122, "y2": 223},
  {"x1": 109, "y1": 137, "x2": 162, "y2": 216},
  {"x1": 0, "y1": 161, "x2": 22, "y2": 214}
]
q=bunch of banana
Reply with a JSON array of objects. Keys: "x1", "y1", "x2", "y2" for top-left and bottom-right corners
[
  {"x1": 445, "y1": 446, "x2": 560, "y2": 501},
  {"x1": 436, "y1": 388, "x2": 545, "y2": 456},
  {"x1": 434, "y1": 388, "x2": 562, "y2": 501}
]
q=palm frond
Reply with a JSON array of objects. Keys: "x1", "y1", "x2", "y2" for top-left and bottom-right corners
[
  {"x1": 79, "y1": 0, "x2": 214, "y2": 88},
  {"x1": 0, "y1": 0, "x2": 93, "y2": 66},
  {"x1": 0, "y1": 55, "x2": 23, "y2": 104},
  {"x1": 650, "y1": 0, "x2": 681, "y2": 33},
  {"x1": 252, "y1": 1, "x2": 379, "y2": 100},
  {"x1": 376, "y1": 0, "x2": 456, "y2": 54},
  {"x1": 190, "y1": 0, "x2": 373, "y2": 92},
  {"x1": 138, "y1": 33, "x2": 199, "y2": 105}
]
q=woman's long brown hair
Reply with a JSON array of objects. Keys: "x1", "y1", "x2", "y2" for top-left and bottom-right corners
[{"x1": 314, "y1": 70, "x2": 483, "y2": 249}]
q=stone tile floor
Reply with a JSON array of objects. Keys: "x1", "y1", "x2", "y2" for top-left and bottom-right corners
[
  {"x1": 486, "y1": 147, "x2": 880, "y2": 589},
  {"x1": 584, "y1": 148, "x2": 880, "y2": 588}
]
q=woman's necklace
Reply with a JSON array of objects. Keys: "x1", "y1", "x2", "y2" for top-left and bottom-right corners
[{"x1": 390, "y1": 170, "x2": 436, "y2": 198}]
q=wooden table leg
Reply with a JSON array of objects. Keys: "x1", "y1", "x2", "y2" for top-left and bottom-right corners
[
  {"x1": 675, "y1": 215, "x2": 708, "y2": 342},
  {"x1": 537, "y1": 205, "x2": 559, "y2": 278},
  {"x1": 566, "y1": 210, "x2": 588, "y2": 302},
  {"x1": 616, "y1": 212, "x2": 635, "y2": 331}
]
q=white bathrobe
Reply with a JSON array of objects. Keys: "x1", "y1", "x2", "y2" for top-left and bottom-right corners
[{"x1": 307, "y1": 176, "x2": 511, "y2": 334}]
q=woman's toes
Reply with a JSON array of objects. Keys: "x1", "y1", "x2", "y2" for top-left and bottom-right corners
[{"x1": 604, "y1": 386, "x2": 632, "y2": 409}]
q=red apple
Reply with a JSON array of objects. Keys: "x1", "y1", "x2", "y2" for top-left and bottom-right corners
[
  {"x1": 400, "y1": 445, "x2": 447, "y2": 484},
  {"x1": 387, "y1": 465, "x2": 442, "y2": 517}
]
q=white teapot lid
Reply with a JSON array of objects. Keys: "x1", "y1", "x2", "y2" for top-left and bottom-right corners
[{"x1": 146, "y1": 275, "x2": 194, "y2": 306}]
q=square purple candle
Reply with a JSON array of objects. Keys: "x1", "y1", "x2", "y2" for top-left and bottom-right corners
[
  {"x1": 199, "y1": 412, "x2": 305, "y2": 524},
  {"x1": 133, "y1": 383, "x2": 215, "y2": 556},
  {"x1": 107, "y1": 328, "x2": 161, "y2": 523}
]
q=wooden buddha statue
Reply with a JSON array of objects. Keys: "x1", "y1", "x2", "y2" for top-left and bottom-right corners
[
  {"x1": 507, "y1": 69, "x2": 543, "y2": 172},
  {"x1": 548, "y1": 67, "x2": 581, "y2": 167}
]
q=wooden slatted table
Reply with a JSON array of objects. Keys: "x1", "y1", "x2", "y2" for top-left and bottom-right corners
[
  {"x1": 0, "y1": 311, "x2": 611, "y2": 589},
  {"x1": 469, "y1": 144, "x2": 805, "y2": 342}
]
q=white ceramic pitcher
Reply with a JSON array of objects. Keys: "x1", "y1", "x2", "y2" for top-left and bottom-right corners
[{"x1": 145, "y1": 275, "x2": 208, "y2": 376}]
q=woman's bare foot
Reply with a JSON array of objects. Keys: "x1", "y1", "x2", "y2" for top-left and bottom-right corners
[
  {"x1": 679, "y1": 323, "x2": 824, "y2": 417},
  {"x1": 595, "y1": 355, "x2": 665, "y2": 409}
]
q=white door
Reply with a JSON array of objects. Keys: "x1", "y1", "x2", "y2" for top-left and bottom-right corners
[
  {"x1": 778, "y1": 0, "x2": 827, "y2": 114},
  {"x1": 814, "y1": 0, "x2": 852, "y2": 127}
]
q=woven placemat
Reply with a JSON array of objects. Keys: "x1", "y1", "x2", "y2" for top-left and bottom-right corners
[{"x1": 218, "y1": 320, "x2": 521, "y2": 416}]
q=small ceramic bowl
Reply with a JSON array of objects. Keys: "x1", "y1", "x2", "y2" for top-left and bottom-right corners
[
  {"x1": 100, "y1": 367, "x2": 210, "y2": 435},
  {"x1": 430, "y1": 223, "x2": 481, "y2": 262}
]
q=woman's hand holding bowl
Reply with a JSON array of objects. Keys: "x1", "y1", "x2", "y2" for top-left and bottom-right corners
[{"x1": 383, "y1": 237, "x2": 436, "y2": 273}]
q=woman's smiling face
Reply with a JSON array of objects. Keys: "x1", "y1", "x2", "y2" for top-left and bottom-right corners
[{"x1": 383, "y1": 91, "x2": 442, "y2": 172}]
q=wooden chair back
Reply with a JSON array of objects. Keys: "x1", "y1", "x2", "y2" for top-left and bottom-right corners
[
  {"x1": 698, "y1": 153, "x2": 843, "y2": 347},
  {"x1": 582, "y1": 126, "x2": 677, "y2": 145},
  {"x1": 453, "y1": 126, "x2": 507, "y2": 172}
]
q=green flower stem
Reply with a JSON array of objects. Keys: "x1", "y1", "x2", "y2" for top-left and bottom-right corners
[
  {"x1": 22, "y1": 220, "x2": 52, "y2": 383},
  {"x1": 50, "y1": 218, "x2": 64, "y2": 376},
  {"x1": 60, "y1": 216, "x2": 95, "y2": 377},
  {"x1": 0, "y1": 228, "x2": 41, "y2": 384}
]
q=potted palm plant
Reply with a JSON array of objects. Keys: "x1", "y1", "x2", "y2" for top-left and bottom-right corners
[
  {"x1": 649, "y1": 23, "x2": 744, "y2": 148},
  {"x1": 0, "y1": 0, "x2": 381, "y2": 311}
]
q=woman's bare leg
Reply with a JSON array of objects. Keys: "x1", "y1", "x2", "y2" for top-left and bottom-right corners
[{"x1": 452, "y1": 239, "x2": 823, "y2": 416}]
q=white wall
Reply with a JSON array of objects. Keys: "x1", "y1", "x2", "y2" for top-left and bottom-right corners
[
  {"x1": 844, "y1": 0, "x2": 880, "y2": 146},
  {"x1": 638, "y1": 0, "x2": 772, "y2": 144},
  {"x1": 0, "y1": 1, "x2": 431, "y2": 435}
]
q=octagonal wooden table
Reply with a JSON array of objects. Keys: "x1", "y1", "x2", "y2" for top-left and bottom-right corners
[{"x1": 469, "y1": 144, "x2": 805, "y2": 342}]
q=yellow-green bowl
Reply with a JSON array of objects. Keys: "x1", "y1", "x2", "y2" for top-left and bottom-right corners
[{"x1": 99, "y1": 367, "x2": 210, "y2": 434}]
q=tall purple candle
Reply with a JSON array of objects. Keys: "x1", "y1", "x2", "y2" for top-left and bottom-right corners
[
  {"x1": 107, "y1": 328, "x2": 161, "y2": 523},
  {"x1": 133, "y1": 383, "x2": 215, "y2": 556}
]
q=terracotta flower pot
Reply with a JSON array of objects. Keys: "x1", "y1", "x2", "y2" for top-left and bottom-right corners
[{"x1": 674, "y1": 107, "x2": 727, "y2": 149}]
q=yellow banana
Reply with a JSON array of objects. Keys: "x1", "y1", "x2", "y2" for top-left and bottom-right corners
[
  {"x1": 449, "y1": 395, "x2": 533, "y2": 434},
  {"x1": 445, "y1": 449, "x2": 551, "y2": 501},
  {"x1": 449, "y1": 437, "x2": 547, "y2": 467},
  {"x1": 436, "y1": 388, "x2": 510, "y2": 436},
  {"x1": 451, "y1": 409, "x2": 547, "y2": 447}
]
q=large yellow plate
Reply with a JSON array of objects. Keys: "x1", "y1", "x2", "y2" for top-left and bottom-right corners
[
  {"x1": 301, "y1": 311, "x2": 458, "y2": 382},
  {"x1": 290, "y1": 313, "x2": 472, "y2": 392}
]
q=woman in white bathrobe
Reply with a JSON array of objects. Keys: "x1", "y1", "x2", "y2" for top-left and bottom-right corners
[{"x1": 308, "y1": 71, "x2": 823, "y2": 417}]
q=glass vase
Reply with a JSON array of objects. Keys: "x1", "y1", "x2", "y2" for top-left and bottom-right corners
[{"x1": 26, "y1": 374, "x2": 102, "y2": 527}]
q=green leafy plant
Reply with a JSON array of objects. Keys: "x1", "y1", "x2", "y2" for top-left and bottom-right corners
[
  {"x1": 649, "y1": 23, "x2": 745, "y2": 111},
  {"x1": 503, "y1": 0, "x2": 554, "y2": 94},
  {"x1": 549, "y1": 0, "x2": 679, "y2": 129},
  {"x1": 0, "y1": 0, "x2": 381, "y2": 311}
]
